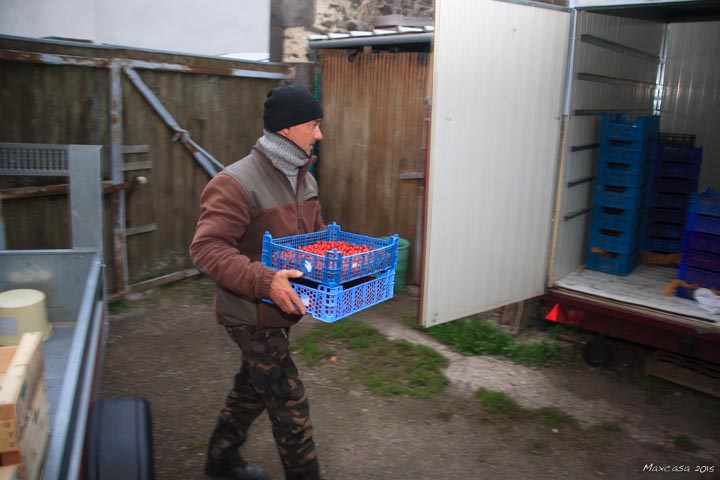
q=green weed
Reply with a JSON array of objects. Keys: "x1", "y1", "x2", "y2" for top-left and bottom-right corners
[
  {"x1": 474, "y1": 388, "x2": 527, "y2": 418},
  {"x1": 633, "y1": 373, "x2": 672, "y2": 400},
  {"x1": 108, "y1": 299, "x2": 130, "y2": 314},
  {"x1": 527, "y1": 439, "x2": 547, "y2": 456},
  {"x1": 295, "y1": 319, "x2": 449, "y2": 398},
  {"x1": 592, "y1": 421, "x2": 623, "y2": 433},
  {"x1": 673, "y1": 435, "x2": 702, "y2": 453},
  {"x1": 535, "y1": 407, "x2": 578, "y2": 428},
  {"x1": 293, "y1": 335, "x2": 333, "y2": 366},
  {"x1": 427, "y1": 316, "x2": 567, "y2": 367}
]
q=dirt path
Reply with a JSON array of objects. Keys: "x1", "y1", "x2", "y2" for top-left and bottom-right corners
[{"x1": 101, "y1": 279, "x2": 720, "y2": 480}]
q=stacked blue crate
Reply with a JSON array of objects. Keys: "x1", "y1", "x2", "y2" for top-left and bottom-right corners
[
  {"x1": 261, "y1": 223, "x2": 399, "y2": 322},
  {"x1": 587, "y1": 113, "x2": 659, "y2": 275},
  {"x1": 677, "y1": 189, "x2": 720, "y2": 295},
  {"x1": 647, "y1": 133, "x2": 702, "y2": 253}
]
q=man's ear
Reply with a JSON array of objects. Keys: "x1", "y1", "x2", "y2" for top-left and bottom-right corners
[{"x1": 276, "y1": 127, "x2": 290, "y2": 138}]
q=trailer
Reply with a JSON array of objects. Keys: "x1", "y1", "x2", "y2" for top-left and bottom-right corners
[
  {"x1": 420, "y1": 0, "x2": 720, "y2": 369},
  {"x1": 0, "y1": 143, "x2": 153, "y2": 479}
]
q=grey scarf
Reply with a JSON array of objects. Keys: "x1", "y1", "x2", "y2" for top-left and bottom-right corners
[{"x1": 258, "y1": 130, "x2": 309, "y2": 192}]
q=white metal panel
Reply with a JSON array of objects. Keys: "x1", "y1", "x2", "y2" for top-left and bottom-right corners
[
  {"x1": 422, "y1": 0, "x2": 569, "y2": 327},
  {"x1": 662, "y1": 21, "x2": 720, "y2": 191},
  {"x1": 572, "y1": 0, "x2": 699, "y2": 7},
  {"x1": 550, "y1": 12, "x2": 665, "y2": 283}
]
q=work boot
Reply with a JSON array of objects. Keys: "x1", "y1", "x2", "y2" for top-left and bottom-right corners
[
  {"x1": 204, "y1": 455, "x2": 270, "y2": 480},
  {"x1": 284, "y1": 458, "x2": 321, "y2": 480}
]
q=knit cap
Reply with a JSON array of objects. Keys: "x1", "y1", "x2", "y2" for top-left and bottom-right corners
[{"x1": 263, "y1": 84, "x2": 323, "y2": 132}]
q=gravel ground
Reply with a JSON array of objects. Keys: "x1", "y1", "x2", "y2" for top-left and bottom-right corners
[{"x1": 101, "y1": 278, "x2": 720, "y2": 480}]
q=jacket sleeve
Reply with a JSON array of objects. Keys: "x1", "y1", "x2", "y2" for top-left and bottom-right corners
[{"x1": 189, "y1": 173, "x2": 275, "y2": 299}]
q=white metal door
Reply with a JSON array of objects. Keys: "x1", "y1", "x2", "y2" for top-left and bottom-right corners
[{"x1": 422, "y1": 0, "x2": 570, "y2": 327}]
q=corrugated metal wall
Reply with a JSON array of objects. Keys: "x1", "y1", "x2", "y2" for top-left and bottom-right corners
[
  {"x1": 0, "y1": 37, "x2": 287, "y2": 294},
  {"x1": 318, "y1": 49, "x2": 429, "y2": 284},
  {"x1": 662, "y1": 21, "x2": 720, "y2": 192},
  {"x1": 551, "y1": 12, "x2": 665, "y2": 283},
  {"x1": 422, "y1": 0, "x2": 569, "y2": 327}
]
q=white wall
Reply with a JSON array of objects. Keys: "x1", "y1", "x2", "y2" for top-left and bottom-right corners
[
  {"x1": 0, "y1": 0, "x2": 269, "y2": 57},
  {"x1": 662, "y1": 21, "x2": 720, "y2": 192},
  {"x1": 0, "y1": 0, "x2": 96, "y2": 41}
]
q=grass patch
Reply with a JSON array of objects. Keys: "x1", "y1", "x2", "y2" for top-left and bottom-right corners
[
  {"x1": 633, "y1": 373, "x2": 672, "y2": 400},
  {"x1": 295, "y1": 319, "x2": 449, "y2": 398},
  {"x1": 108, "y1": 299, "x2": 130, "y2": 314},
  {"x1": 591, "y1": 421, "x2": 623, "y2": 433},
  {"x1": 292, "y1": 335, "x2": 333, "y2": 366},
  {"x1": 673, "y1": 435, "x2": 702, "y2": 453},
  {"x1": 527, "y1": 439, "x2": 547, "y2": 456},
  {"x1": 426, "y1": 316, "x2": 567, "y2": 367},
  {"x1": 535, "y1": 407, "x2": 578, "y2": 428},
  {"x1": 474, "y1": 388, "x2": 527, "y2": 418}
]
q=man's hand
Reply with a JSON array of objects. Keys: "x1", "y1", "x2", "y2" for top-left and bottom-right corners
[{"x1": 268, "y1": 269, "x2": 306, "y2": 315}]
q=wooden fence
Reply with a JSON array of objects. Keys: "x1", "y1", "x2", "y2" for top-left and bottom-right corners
[{"x1": 0, "y1": 36, "x2": 289, "y2": 296}]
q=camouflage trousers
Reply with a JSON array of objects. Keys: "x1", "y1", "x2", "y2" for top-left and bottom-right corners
[{"x1": 207, "y1": 324, "x2": 320, "y2": 480}]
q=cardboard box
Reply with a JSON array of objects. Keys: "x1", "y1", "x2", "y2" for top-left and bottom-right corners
[
  {"x1": 0, "y1": 380, "x2": 50, "y2": 480},
  {"x1": 0, "y1": 466, "x2": 18, "y2": 480},
  {"x1": 0, "y1": 333, "x2": 45, "y2": 454}
]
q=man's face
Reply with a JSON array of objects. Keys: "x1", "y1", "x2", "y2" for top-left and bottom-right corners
[{"x1": 279, "y1": 119, "x2": 323, "y2": 155}]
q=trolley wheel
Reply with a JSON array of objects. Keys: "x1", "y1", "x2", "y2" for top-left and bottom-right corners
[{"x1": 583, "y1": 338, "x2": 614, "y2": 367}]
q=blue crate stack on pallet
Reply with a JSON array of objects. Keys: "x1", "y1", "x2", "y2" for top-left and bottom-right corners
[
  {"x1": 677, "y1": 189, "x2": 720, "y2": 296},
  {"x1": 586, "y1": 113, "x2": 659, "y2": 275},
  {"x1": 647, "y1": 133, "x2": 703, "y2": 254},
  {"x1": 261, "y1": 222, "x2": 399, "y2": 322}
]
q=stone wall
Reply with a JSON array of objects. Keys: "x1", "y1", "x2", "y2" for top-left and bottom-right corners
[{"x1": 280, "y1": 0, "x2": 435, "y2": 63}]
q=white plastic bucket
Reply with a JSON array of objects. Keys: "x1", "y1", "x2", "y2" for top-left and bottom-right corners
[{"x1": 0, "y1": 289, "x2": 52, "y2": 345}]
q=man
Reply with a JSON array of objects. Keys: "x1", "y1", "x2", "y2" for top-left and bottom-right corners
[{"x1": 190, "y1": 84, "x2": 325, "y2": 480}]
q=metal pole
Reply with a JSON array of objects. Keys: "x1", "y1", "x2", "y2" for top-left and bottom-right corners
[
  {"x1": 123, "y1": 66, "x2": 223, "y2": 177},
  {"x1": 110, "y1": 63, "x2": 129, "y2": 295},
  {"x1": 547, "y1": 8, "x2": 578, "y2": 286}
]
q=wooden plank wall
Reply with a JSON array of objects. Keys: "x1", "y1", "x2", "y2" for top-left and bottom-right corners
[
  {"x1": 0, "y1": 37, "x2": 288, "y2": 293},
  {"x1": 318, "y1": 49, "x2": 430, "y2": 284}
]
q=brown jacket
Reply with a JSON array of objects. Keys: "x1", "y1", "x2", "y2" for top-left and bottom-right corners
[{"x1": 189, "y1": 144, "x2": 325, "y2": 328}]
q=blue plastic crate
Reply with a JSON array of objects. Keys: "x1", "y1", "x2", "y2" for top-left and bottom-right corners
[
  {"x1": 656, "y1": 161, "x2": 700, "y2": 179},
  {"x1": 650, "y1": 208, "x2": 687, "y2": 225},
  {"x1": 647, "y1": 237, "x2": 683, "y2": 253},
  {"x1": 678, "y1": 264, "x2": 720, "y2": 290},
  {"x1": 289, "y1": 269, "x2": 395, "y2": 322},
  {"x1": 655, "y1": 144, "x2": 702, "y2": 166},
  {"x1": 649, "y1": 222, "x2": 685, "y2": 240},
  {"x1": 586, "y1": 247, "x2": 640, "y2": 276},
  {"x1": 601, "y1": 113, "x2": 659, "y2": 144},
  {"x1": 598, "y1": 147, "x2": 652, "y2": 176},
  {"x1": 653, "y1": 177, "x2": 699, "y2": 195},
  {"x1": 685, "y1": 212, "x2": 720, "y2": 236},
  {"x1": 262, "y1": 223, "x2": 399, "y2": 286},
  {"x1": 658, "y1": 132, "x2": 695, "y2": 146},
  {"x1": 591, "y1": 205, "x2": 647, "y2": 231},
  {"x1": 681, "y1": 250, "x2": 720, "y2": 273},
  {"x1": 596, "y1": 160, "x2": 650, "y2": 188},
  {"x1": 675, "y1": 286, "x2": 695, "y2": 300},
  {"x1": 594, "y1": 183, "x2": 649, "y2": 210},
  {"x1": 689, "y1": 189, "x2": 720, "y2": 218},
  {"x1": 589, "y1": 224, "x2": 644, "y2": 255},
  {"x1": 682, "y1": 230, "x2": 719, "y2": 253},
  {"x1": 653, "y1": 192, "x2": 690, "y2": 210}
]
